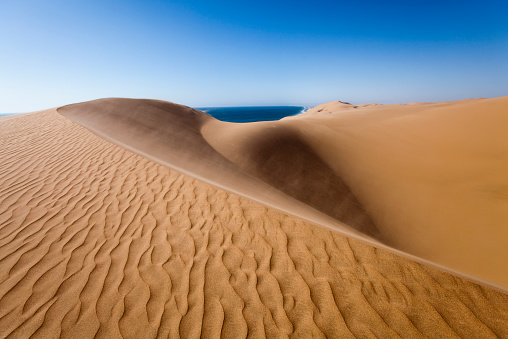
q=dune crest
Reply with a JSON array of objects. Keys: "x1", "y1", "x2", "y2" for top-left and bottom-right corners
[{"x1": 59, "y1": 97, "x2": 508, "y2": 293}]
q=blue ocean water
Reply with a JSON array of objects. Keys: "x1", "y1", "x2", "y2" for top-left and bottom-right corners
[{"x1": 197, "y1": 106, "x2": 308, "y2": 123}]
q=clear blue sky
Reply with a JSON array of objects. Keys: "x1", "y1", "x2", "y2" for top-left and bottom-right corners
[{"x1": 1, "y1": 0, "x2": 507, "y2": 112}]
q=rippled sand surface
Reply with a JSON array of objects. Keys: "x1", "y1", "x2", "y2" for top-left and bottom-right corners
[{"x1": 0, "y1": 103, "x2": 507, "y2": 338}]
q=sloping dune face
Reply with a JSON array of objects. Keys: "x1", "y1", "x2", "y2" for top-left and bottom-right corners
[
  {"x1": 61, "y1": 97, "x2": 508, "y2": 292},
  {"x1": 293, "y1": 97, "x2": 508, "y2": 289},
  {"x1": 202, "y1": 123, "x2": 379, "y2": 238},
  {"x1": 1, "y1": 109, "x2": 508, "y2": 337}
]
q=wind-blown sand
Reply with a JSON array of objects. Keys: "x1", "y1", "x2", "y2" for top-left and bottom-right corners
[{"x1": 0, "y1": 98, "x2": 507, "y2": 337}]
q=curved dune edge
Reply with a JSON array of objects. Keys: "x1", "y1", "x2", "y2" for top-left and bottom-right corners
[
  {"x1": 58, "y1": 97, "x2": 508, "y2": 293},
  {"x1": 1, "y1": 109, "x2": 508, "y2": 337},
  {"x1": 58, "y1": 99, "x2": 380, "y2": 243}
]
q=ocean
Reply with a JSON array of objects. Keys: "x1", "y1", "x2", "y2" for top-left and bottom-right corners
[{"x1": 197, "y1": 106, "x2": 308, "y2": 123}]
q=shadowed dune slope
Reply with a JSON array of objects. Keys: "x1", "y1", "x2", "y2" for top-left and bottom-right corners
[
  {"x1": 60, "y1": 97, "x2": 508, "y2": 292},
  {"x1": 0, "y1": 109, "x2": 507, "y2": 338},
  {"x1": 236, "y1": 126, "x2": 380, "y2": 237}
]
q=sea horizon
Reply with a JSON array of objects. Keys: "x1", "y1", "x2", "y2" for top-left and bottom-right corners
[{"x1": 196, "y1": 105, "x2": 308, "y2": 123}]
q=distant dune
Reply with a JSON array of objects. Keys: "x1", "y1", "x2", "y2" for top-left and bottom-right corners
[{"x1": 0, "y1": 98, "x2": 507, "y2": 337}]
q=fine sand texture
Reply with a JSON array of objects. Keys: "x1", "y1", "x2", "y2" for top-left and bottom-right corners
[{"x1": 0, "y1": 103, "x2": 506, "y2": 337}]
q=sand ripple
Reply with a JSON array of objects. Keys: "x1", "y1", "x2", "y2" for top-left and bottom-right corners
[{"x1": 0, "y1": 110, "x2": 507, "y2": 338}]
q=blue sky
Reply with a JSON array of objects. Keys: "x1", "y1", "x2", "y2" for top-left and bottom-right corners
[{"x1": 1, "y1": 0, "x2": 507, "y2": 112}]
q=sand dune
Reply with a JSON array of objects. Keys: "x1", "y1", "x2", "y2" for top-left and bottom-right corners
[
  {"x1": 0, "y1": 100, "x2": 507, "y2": 337},
  {"x1": 60, "y1": 99, "x2": 379, "y2": 242},
  {"x1": 60, "y1": 97, "x2": 508, "y2": 292}
]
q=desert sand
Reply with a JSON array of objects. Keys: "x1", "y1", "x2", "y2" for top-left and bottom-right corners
[{"x1": 0, "y1": 98, "x2": 507, "y2": 337}]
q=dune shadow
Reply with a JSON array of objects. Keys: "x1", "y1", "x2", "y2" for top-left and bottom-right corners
[{"x1": 235, "y1": 126, "x2": 380, "y2": 238}]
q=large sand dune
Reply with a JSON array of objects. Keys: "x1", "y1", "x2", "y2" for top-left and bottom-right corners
[
  {"x1": 0, "y1": 99, "x2": 507, "y2": 337},
  {"x1": 60, "y1": 97, "x2": 508, "y2": 291}
]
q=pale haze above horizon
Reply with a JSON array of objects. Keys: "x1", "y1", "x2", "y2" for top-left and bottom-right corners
[{"x1": 1, "y1": 0, "x2": 507, "y2": 113}]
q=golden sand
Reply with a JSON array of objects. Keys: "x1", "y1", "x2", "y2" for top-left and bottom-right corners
[{"x1": 0, "y1": 100, "x2": 507, "y2": 337}]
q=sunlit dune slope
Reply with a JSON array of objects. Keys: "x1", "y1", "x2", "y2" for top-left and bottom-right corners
[{"x1": 295, "y1": 97, "x2": 508, "y2": 288}]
